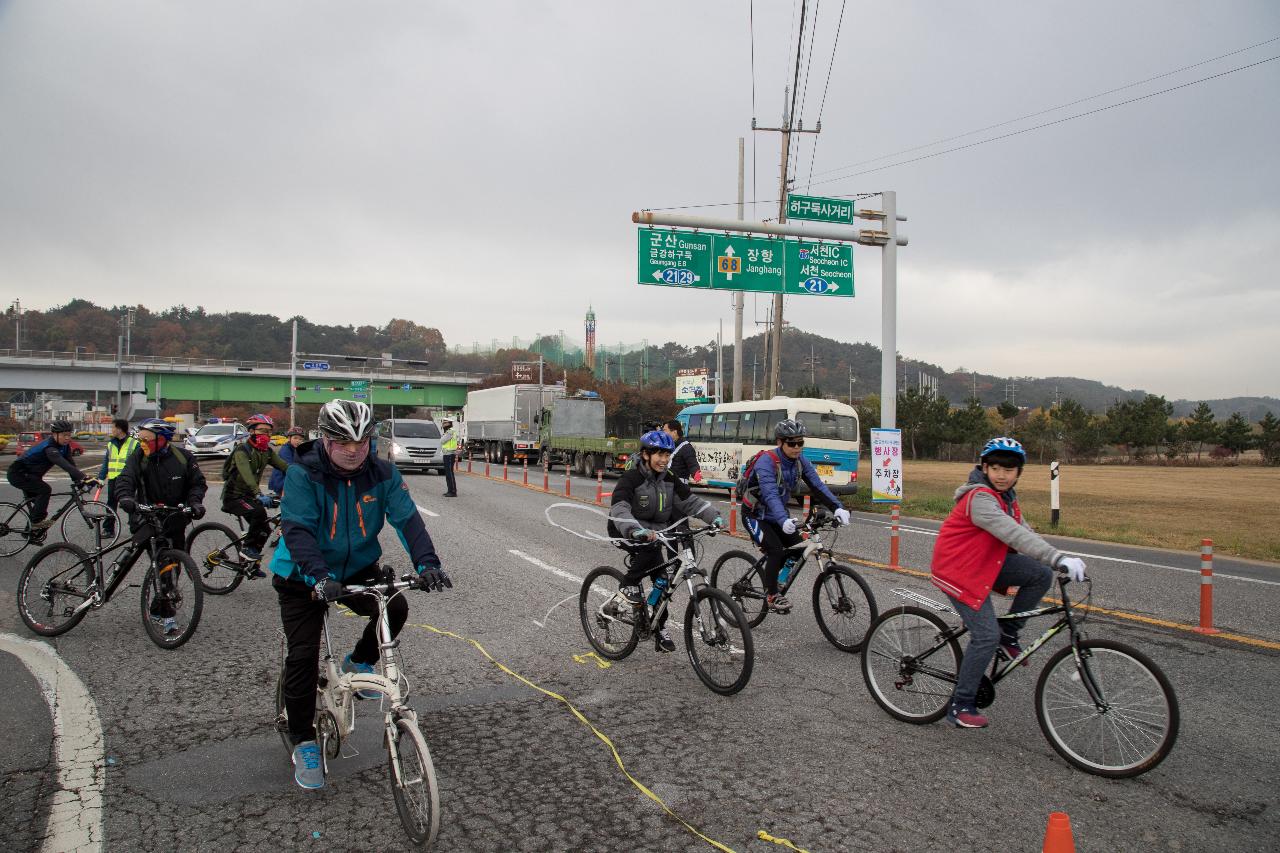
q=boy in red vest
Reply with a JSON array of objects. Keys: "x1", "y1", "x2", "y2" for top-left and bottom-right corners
[{"x1": 930, "y1": 437, "x2": 1087, "y2": 728}]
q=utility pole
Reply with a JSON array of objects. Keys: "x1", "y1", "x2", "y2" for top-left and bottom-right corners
[
  {"x1": 803, "y1": 343, "x2": 822, "y2": 387},
  {"x1": 289, "y1": 318, "x2": 298, "y2": 428},
  {"x1": 732, "y1": 137, "x2": 745, "y2": 403},
  {"x1": 848, "y1": 366, "x2": 856, "y2": 405},
  {"x1": 7, "y1": 299, "x2": 20, "y2": 350},
  {"x1": 751, "y1": 355, "x2": 759, "y2": 401}
]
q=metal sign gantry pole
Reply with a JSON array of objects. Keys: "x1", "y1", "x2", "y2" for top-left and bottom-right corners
[{"x1": 632, "y1": 194, "x2": 907, "y2": 428}]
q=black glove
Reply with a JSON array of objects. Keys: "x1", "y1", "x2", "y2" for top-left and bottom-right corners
[
  {"x1": 312, "y1": 577, "x2": 344, "y2": 602},
  {"x1": 119, "y1": 498, "x2": 138, "y2": 514},
  {"x1": 191, "y1": 505, "x2": 206, "y2": 519},
  {"x1": 415, "y1": 565, "x2": 452, "y2": 592}
]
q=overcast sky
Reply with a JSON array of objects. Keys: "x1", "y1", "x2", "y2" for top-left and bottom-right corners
[{"x1": 1, "y1": 1, "x2": 1277, "y2": 400}]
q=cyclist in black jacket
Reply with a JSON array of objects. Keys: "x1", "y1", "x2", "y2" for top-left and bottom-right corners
[
  {"x1": 6, "y1": 420, "x2": 91, "y2": 529},
  {"x1": 663, "y1": 419, "x2": 703, "y2": 485}
]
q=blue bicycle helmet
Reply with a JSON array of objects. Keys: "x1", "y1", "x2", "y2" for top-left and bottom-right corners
[
  {"x1": 639, "y1": 429, "x2": 676, "y2": 452},
  {"x1": 980, "y1": 436, "x2": 1026, "y2": 462},
  {"x1": 136, "y1": 418, "x2": 176, "y2": 440}
]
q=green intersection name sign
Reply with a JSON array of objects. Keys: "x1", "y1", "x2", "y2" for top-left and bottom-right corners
[{"x1": 786, "y1": 193, "x2": 856, "y2": 225}]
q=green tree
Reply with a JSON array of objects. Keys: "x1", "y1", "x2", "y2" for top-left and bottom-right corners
[
  {"x1": 897, "y1": 387, "x2": 949, "y2": 459},
  {"x1": 996, "y1": 401, "x2": 1019, "y2": 424},
  {"x1": 1218, "y1": 412, "x2": 1253, "y2": 458},
  {"x1": 1052, "y1": 398, "x2": 1105, "y2": 463},
  {"x1": 947, "y1": 398, "x2": 989, "y2": 461},
  {"x1": 794, "y1": 383, "x2": 822, "y2": 399},
  {"x1": 1257, "y1": 412, "x2": 1280, "y2": 466},
  {"x1": 1183, "y1": 402, "x2": 1219, "y2": 463},
  {"x1": 1016, "y1": 409, "x2": 1058, "y2": 463},
  {"x1": 1163, "y1": 421, "x2": 1190, "y2": 463},
  {"x1": 856, "y1": 394, "x2": 880, "y2": 447}
]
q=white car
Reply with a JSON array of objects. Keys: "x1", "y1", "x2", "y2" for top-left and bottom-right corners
[{"x1": 186, "y1": 422, "x2": 248, "y2": 458}]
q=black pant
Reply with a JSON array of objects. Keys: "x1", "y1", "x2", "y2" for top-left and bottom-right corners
[
  {"x1": 442, "y1": 453, "x2": 457, "y2": 494},
  {"x1": 275, "y1": 565, "x2": 410, "y2": 745},
  {"x1": 120, "y1": 515, "x2": 189, "y2": 618},
  {"x1": 226, "y1": 496, "x2": 270, "y2": 550},
  {"x1": 7, "y1": 468, "x2": 52, "y2": 524},
  {"x1": 104, "y1": 479, "x2": 121, "y2": 533},
  {"x1": 745, "y1": 516, "x2": 804, "y2": 595},
  {"x1": 620, "y1": 543, "x2": 670, "y2": 629}
]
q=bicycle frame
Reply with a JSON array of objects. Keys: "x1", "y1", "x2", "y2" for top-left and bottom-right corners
[
  {"x1": 56, "y1": 508, "x2": 187, "y2": 618},
  {"x1": 628, "y1": 529, "x2": 716, "y2": 637}
]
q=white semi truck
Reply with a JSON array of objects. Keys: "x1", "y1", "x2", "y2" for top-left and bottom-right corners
[{"x1": 462, "y1": 384, "x2": 565, "y2": 464}]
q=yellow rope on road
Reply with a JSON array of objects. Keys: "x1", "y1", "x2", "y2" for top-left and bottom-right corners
[
  {"x1": 410, "y1": 621, "x2": 741, "y2": 853},
  {"x1": 758, "y1": 829, "x2": 812, "y2": 852}
]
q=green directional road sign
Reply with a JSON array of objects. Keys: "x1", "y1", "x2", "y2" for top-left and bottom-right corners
[
  {"x1": 637, "y1": 229, "x2": 714, "y2": 288},
  {"x1": 710, "y1": 234, "x2": 785, "y2": 293},
  {"x1": 786, "y1": 193, "x2": 856, "y2": 225},
  {"x1": 786, "y1": 241, "x2": 854, "y2": 297},
  {"x1": 349, "y1": 379, "x2": 370, "y2": 391}
]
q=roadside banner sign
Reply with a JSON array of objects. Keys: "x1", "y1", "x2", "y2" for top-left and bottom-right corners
[
  {"x1": 302, "y1": 361, "x2": 330, "y2": 371},
  {"x1": 675, "y1": 368, "x2": 710, "y2": 403},
  {"x1": 870, "y1": 428, "x2": 903, "y2": 503},
  {"x1": 637, "y1": 228, "x2": 713, "y2": 288},
  {"x1": 786, "y1": 193, "x2": 856, "y2": 225},
  {"x1": 512, "y1": 362, "x2": 536, "y2": 382},
  {"x1": 786, "y1": 241, "x2": 854, "y2": 297}
]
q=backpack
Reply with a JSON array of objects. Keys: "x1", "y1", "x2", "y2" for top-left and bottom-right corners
[{"x1": 735, "y1": 449, "x2": 782, "y2": 514}]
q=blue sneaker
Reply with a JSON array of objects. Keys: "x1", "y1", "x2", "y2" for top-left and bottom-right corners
[
  {"x1": 241, "y1": 545, "x2": 263, "y2": 561},
  {"x1": 342, "y1": 654, "x2": 382, "y2": 700},
  {"x1": 292, "y1": 741, "x2": 324, "y2": 789}
]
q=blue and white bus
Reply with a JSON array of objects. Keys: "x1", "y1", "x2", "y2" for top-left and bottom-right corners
[{"x1": 675, "y1": 397, "x2": 859, "y2": 493}]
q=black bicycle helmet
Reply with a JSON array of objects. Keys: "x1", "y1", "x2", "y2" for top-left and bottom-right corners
[
  {"x1": 317, "y1": 399, "x2": 374, "y2": 441},
  {"x1": 774, "y1": 418, "x2": 808, "y2": 439},
  {"x1": 48, "y1": 420, "x2": 73, "y2": 434}
]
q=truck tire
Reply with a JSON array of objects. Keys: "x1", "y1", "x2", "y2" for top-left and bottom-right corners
[{"x1": 582, "y1": 453, "x2": 596, "y2": 478}]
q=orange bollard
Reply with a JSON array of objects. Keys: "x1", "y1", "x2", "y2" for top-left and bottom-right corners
[
  {"x1": 729, "y1": 488, "x2": 738, "y2": 535},
  {"x1": 467, "y1": 455, "x2": 473, "y2": 474},
  {"x1": 523, "y1": 460, "x2": 529, "y2": 485},
  {"x1": 503, "y1": 460, "x2": 508, "y2": 481},
  {"x1": 542, "y1": 463, "x2": 549, "y2": 492},
  {"x1": 1195, "y1": 538, "x2": 1220, "y2": 635},
  {"x1": 564, "y1": 463, "x2": 572, "y2": 497},
  {"x1": 803, "y1": 494, "x2": 811, "y2": 516},
  {"x1": 595, "y1": 471, "x2": 604, "y2": 505},
  {"x1": 1041, "y1": 812, "x2": 1076, "y2": 853},
  {"x1": 890, "y1": 504, "x2": 901, "y2": 568}
]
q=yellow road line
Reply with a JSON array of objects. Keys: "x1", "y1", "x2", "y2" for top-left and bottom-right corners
[{"x1": 758, "y1": 829, "x2": 812, "y2": 852}]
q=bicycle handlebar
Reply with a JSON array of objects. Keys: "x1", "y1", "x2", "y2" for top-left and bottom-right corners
[{"x1": 134, "y1": 503, "x2": 194, "y2": 516}]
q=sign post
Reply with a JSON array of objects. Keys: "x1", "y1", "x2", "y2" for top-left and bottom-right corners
[{"x1": 870, "y1": 428, "x2": 903, "y2": 503}]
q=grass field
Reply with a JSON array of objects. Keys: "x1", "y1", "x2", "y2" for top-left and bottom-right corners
[{"x1": 847, "y1": 461, "x2": 1280, "y2": 562}]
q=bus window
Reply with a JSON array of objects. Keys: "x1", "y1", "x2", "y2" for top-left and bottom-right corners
[
  {"x1": 801, "y1": 411, "x2": 858, "y2": 441},
  {"x1": 689, "y1": 413, "x2": 711, "y2": 441},
  {"x1": 739, "y1": 411, "x2": 760, "y2": 442},
  {"x1": 762, "y1": 409, "x2": 786, "y2": 440},
  {"x1": 713, "y1": 413, "x2": 740, "y2": 442}
]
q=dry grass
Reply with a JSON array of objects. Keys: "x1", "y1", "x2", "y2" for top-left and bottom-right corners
[{"x1": 851, "y1": 460, "x2": 1280, "y2": 562}]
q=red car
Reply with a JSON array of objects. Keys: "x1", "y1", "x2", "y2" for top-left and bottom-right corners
[{"x1": 13, "y1": 432, "x2": 84, "y2": 458}]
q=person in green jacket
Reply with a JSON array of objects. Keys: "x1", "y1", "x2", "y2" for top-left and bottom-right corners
[{"x1": 222, "y1": 413, "x2": 289, "y2": 565}]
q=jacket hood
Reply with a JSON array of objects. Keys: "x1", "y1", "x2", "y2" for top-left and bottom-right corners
[{"x1": 954, "y1": 464, "x2": 1018, "y2": 505}]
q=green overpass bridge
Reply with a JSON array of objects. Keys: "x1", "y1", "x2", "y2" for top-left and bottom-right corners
[{"x1": 0, "y1": 349, "x2": 483, "y2": 414}]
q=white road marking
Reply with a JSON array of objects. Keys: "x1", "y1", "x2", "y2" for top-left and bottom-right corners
[
  {"x1": 510, "y1": 549, "x2": 585, "y2": 585},
  {"x1": 414, "y1": 504, "x2": 439, "y2": 518},
  {"x1": 0, "y1": 633, "x2": 104, "y2": 853},
  {"x1": 854, "y1": 516, "x2": 1280, "y2": 586}
]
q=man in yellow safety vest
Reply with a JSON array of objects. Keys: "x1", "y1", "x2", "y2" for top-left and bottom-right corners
[
  {"x1": 96, "y1": 418, "x2": 139, "y2": 537},
  {"x1": 440, "y1": 418, "x2": 459, "y2": 498}
]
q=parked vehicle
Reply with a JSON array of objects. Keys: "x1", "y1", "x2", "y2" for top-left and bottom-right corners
[
  {"x1": 15, "y1": 432, "x2": 42, "y2": 455},
  {"x1": 374, "y1": 419, "x2": 445, "y2": 474},
  {"x1": 185, "y1": 422, "x2": 248, "y2": 458},
  {"x1": 463, "y1": 384, "x2": 564, "y2": 464},
  {"x1": 538, "y1": 392, "x2": 639, "y2": 477}
]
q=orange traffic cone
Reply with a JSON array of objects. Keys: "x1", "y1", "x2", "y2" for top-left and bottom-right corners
[{"x1": 1042, "y1": 812, "x2": 1076, "y2": 853}]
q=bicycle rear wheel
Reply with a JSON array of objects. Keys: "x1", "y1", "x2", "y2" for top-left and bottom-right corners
[
  {"x1": 709, "y1": 550, "x2": 769, "y2": 628},
  {"x1": 579, "y1": 566, "x2": 640, "y2": 660},
  {"x1": 1036, "y1": 639, "x2": 1179, "y2": 778},
  {"x1": 60, "y1": 500, "x2": 120, "y2": 550},
  {"x1": 140, "y1": 549, "x2": 203, "y2": 649},
  {"x1": 684, "y1": 586, "x2": 754, "y2": 695},
  {"x1": 812, "y1": 564, "x2": 878, "y2": 653},
  {"x1": 16, "y1": 542, "x2": 95, "y2": 637},
  {"x1": 186, "y1": 522, "x2": 245, "y2": 594},
  {"x1": 861, "y1": 606, "x2": 961, "y2": 723},
  {"x1": 387, "y1": 714, "x2": 440, "y2": 848},
  {"x1": 0, "y1": 501, "x2": 32, "y2": 557}
]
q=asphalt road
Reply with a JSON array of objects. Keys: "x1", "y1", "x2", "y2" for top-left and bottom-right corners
[{"x1": 1, "y1": 466, "x2": 1277, "y2": 852}]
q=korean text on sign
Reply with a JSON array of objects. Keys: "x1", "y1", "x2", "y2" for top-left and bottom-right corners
[{"x1": 870, "y1": 428, "x2": 903, "y2": 503}]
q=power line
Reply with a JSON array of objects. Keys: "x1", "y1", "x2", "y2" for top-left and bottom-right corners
[
  {"x1": 806, "y1": 33, "x2": 1280, "y2": 181},
  {"x1": 792, "y1": 0, "x2": 822, "y2": 180},
  {"x1": 805, "y1": 0, "x2": 847, "y2": 190},
  {"x1": 807, "y1": 53, "x2": 1280, "y2": 186},
  {"x1": 749, "y1": 0, "x2": 758, "y2": 219}
]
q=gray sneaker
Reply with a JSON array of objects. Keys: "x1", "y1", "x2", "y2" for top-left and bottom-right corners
[{"x1": 292, "y1": 741, "x2": 324, "y2": 789}]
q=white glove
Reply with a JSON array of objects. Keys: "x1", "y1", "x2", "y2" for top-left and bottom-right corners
[
  {"x1": 833, "y1": 508, "x2": 851, "y2": 526},
  {"x1": 1058, "y1": 556, "x2": 1087, "y2": 583},
  {"x1": 781, "y1": 518, "x2": 797, "y2": 535}
]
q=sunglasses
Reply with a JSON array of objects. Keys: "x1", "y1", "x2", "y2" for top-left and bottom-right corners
[{"x1": 783, "y1": 439, "x2": 805, "y2": 448}]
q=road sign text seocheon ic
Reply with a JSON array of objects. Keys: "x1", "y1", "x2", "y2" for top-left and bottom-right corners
[{"x1": 639, "y1": 228, "x2": 851, "y2": 297}]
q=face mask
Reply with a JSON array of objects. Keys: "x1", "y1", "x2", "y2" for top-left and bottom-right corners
[
  {"x1": 323, "y1": 437, "x2": 369, "y2": 473},
  {"x1": 139, "y1": 435, "x2": 166, "y2": 456},
  {"x1": 249, "y1": 433, "x2": 271, "y2": 451}
]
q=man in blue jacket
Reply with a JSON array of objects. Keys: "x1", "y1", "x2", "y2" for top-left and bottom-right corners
[
  {"x1": 271, "y1": 400, "x2": 451, "y2": 790},
  {"x1": 741, "y1": 419, "x2": 850, "y2": 613},
  {"x1": 6, "y1": 420, "x2": 92, "y2": 530}
]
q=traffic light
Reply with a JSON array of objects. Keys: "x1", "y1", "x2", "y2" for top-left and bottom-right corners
[{"x1": 111, "y1": 404, "x2": 118, "y2": 414}]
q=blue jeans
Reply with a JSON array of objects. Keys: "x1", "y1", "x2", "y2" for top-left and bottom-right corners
[{"x1": 945, "y1": 553, "x2": 1054, "y2": 707}]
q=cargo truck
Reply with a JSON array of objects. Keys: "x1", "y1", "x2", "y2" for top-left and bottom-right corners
[
  {"x1": 463, "y1": 384, "x2": 565, "y2": 464},
  {"x1": 537, "y1": 392, "x2": 640, "y2": 477}
]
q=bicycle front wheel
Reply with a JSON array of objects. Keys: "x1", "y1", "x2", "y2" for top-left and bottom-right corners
[
  {"x1": 60, "y1": 499, "x2": 120, "y2": 550},
  {"x1": 17, "y1": 542, "x2": 95, "y2": 637},
  {"x1": 861, "y1": 606, "x2": 961, "y2": 723},
  {"x1": 709, "y1": 550, "x2": 769, "y2": 628},
  {"x1": 684, "y1": 586, "x2": 754, "y2": 695},
  {"x1": 1035, "y1": 639, "x2": 1179, "y2": 778},
  {"x1": 579, "y1": 566, "x2": 640, "y2": 660},
  {"x1": 0, "y1": 501, "x2": 32, "y2": 557},
  {"x1": 812, "y1": 563, "x2": 878, "y2": 653},
  {"x1": 387, "y1": 714, "x2": 440, "y2": 848},
  {"x1": 186, "y1": 522, "x2": 244, "y2": 594},
  {"x1": 140, "y1": 549, "x2": 203, "y2": 649}
]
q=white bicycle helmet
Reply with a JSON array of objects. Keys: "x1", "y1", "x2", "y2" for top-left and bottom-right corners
[{"x1": 317, "y1": 399, "x2": 374, "y2": 441}]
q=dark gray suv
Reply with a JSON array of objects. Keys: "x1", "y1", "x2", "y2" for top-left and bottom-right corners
[{"x1": 375, "y1": 419, "x2": 445, "y2": 474}]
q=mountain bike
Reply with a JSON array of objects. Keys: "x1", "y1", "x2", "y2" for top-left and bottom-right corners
[
  {"x1": 274, "y1": 569, "x2": 440, "y2": 848},
  {"x1": 578, "y1": 522, "x2": 754, "y2": 695},
  {"x1": 710, "y1": 508, "x2": 878, "y2": 652},
  {"x1": 0, "y1": 478, "x2": 119, "y2": 557},
  {"x1": 186, "y1": 510, "x2": 282, "y2": 594},
  {"x1": 16, "y1": 504, "x2": 203, "y2": 649},
  {"x1": 860, "y1": 575, "x2": 1179, "y2": 778}
]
